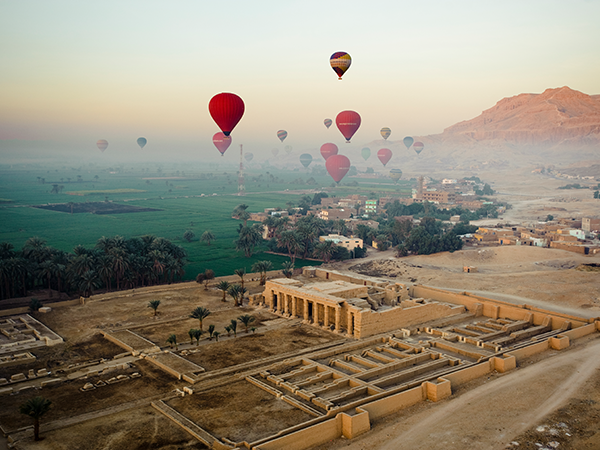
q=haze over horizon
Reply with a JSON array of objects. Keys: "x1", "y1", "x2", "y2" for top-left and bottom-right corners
[{"x1": 1, "y1": 0, "x2": 599, "y2": 163}]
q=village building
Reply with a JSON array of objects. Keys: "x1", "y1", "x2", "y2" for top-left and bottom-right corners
[
  {"x1": 318, "y1": 209, "x2": 352, "y2": 221},
  {"x1": 319, "y1": 234, "x2": 363, "y2": 250}
]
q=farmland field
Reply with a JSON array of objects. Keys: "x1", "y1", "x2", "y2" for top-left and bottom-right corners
[{"x1": 0, "y1": 161, "x2": 412, "y2": 279}]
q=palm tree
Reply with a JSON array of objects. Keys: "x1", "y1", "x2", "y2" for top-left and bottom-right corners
[
  {"x1": 188, "y1": 328, "x2": 196, "y2": 345},
  {"x1": 183, "y1": 230, "x2": 195, "y2": 243},
  {"x1": 277, "y1": 230, "x2": 302, "y2": 264},
  {"x1": 237, "y1": 210, "x2": 251, "y2": 226},
  {"x1": 166, "y1": 334, "x2": 178, "y2": 350},
  {"x1": 227, "y1": 283, "x2": 247, "y2": 307},
  {"x1": 79, "y1": 270, "x2": 100, "y2": 297},
  {"x1": 190, "y1": 306, "x2": 211, "y2": 331},
  {"x1": 281, "y1": 261, "x2": 294, "y2": 278},
  {"x1": 208, "y1": 324, "x2": 215, "y2": 340},
  {"x1": 252, "y1": 260, "x2": 273, "y2": 286},
  {"x1": 213, "y1": 331, "x2": 220, "y2": 342},
  {"x1": 230, "y1": 319, "x2": 238, "y2": 337},
  {"x1": 19, "y1": 396, "x2": 51, "y2": 441},
  {"x1": 313, "y1": 241, "x2": 335, "y2": 262},
  {"x1": 216, "y1": 280, "x2": 231, "y2": 302},
  {"x1": 148, "y1": 300, "x2": 161, "y2": 316},
  {"x1": 233, "y1": 203, "x2": 249, "y2": 217},
  {"x1": 237, "y1": 314, "x2": 255, "y2": 333},
  {"x1": 234, "y1": 268, "x2": 246, "y2": 289},
  {"x1": 192, "y1": 328, "x2": 203, "y2": 345},
  {"x1": 224, "y1": 325, "x2": 232, "y2": 337},
  {"x1": 235, "y1": 224, "x2": 263, "y2": 257},
  {"x1": 200, "y1": 230, "x2": 215, "y2": 246}
]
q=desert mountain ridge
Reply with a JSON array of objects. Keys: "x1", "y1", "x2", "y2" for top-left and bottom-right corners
[{"x1": 368, "y1": 87, "x2": 600, "y2": 171}]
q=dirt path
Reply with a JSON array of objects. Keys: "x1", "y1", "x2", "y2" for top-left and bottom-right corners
[{"x1": 324, "y1": 337, "x2": 600, "y2": 450}]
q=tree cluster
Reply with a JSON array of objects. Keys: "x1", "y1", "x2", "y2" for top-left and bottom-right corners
[{"x1": 0, "y1": 235, "x2": 186, "y2": 300}]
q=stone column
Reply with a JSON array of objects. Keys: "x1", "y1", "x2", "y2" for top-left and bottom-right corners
[
  {"x1": 284, "y1": 294, "x2": 289, "y2": 315},
  {"x1": 291, "y1": 296, "x2": 297, "y2": 318},
  {"x1": 304, "y1": 299, "x2": 309, "y2": 321},
  {"x1": 324, "y1": 305, "x2": 330, "y2": 329},
  {"x1": 335, "y1": 307, "x2": 341, "y2": 333},
  {"x1": 347, "y1": 311, "x2": 354, "y2": 337},
  {"x1": 269, "y1": 291, "x2": 275, "y2": 311}
]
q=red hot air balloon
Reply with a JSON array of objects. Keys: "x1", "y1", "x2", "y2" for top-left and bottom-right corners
[
  {"x1": 320, "y1": 143, "x2": 338, "y2": 161},
  {"x1": 212, "y1": 132, "x2": 232, "y2": 156},
  {"x1": 96, "y1": 140, "x2": 108, "y2": 152},
  {"x1": 326, "y1": 154, "x2": 351, "y2": 184},
  {"x1": 336, "y1": 110, "x2": 361, "y2": 143},
  {"x1": 208, "y1": 93, "x2": 245, "y2": 137},
  {"x1": 377, "y1": 148, "x2": 392, "y2": 166}
]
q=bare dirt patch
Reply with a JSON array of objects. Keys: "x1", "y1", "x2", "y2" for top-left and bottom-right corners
[
  {"x1": 184, "y1": 324, "x2": 342, "y2": 371},
  {"x1": 11, "y1": 405, "x2": 205, "y2": 450},
  {"x1": 0, "y1": 359, "x2": 180, "y2": 432},
  {"x1": 168, "y1": 380, "x2": 313, "y2": 443}
]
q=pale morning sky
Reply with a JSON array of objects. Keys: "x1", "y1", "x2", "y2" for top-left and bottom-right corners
[{"x1": 1, "y1": 0, "x2": 599, "y2": 161}]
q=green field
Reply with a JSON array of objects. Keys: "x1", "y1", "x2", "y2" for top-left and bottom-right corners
[{"x1": 0, "y1": 163, "x2": 412, "y2": 279}]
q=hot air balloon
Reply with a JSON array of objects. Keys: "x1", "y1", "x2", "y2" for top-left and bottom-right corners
[
  {"x1": 212, "y1": 132, "x2": 232, "y2": 156},
  {"x1": 330, "y1": 52, "x2": 352, "y2": 80},
  {"x1": 272, "y1": 148, "x2": 279, "y2": 157},
  {"x1": 324, "y1": 118, "x2": 332, "y2": 129},
  {"x1": 208, "y1": 93, "x2": 245, "y2": 137},
  {"x1": 377, "y1": 148, "x2": 392, "y2": 166},
  {"x1": 96, "y1": 140, "x2": 108, "y2": 152},
  {"x1": 390, "y1": 169, "x2": 403, "y2": 183},
  {"x1": 403, "y1": 136, "x2": 414, "y2": 150},
  {"x1": 284, "y1": 145, "x2": 293, "y2": 155},
  {"x1": 336, "y1": 110, "x2": 361, "y2": 143},
  {"x1": 137, "y1": 137, "x2": 147, "y2": 149},
  {"x1": 361, "y1": 148, "x2": 371, "y2": 161},
  {"x1": 380, "y1": 128, "x2": 391, "y2": 140},
  {"x1": 326, "y1": 154, "x2": 351, "y2": 184},
  {"x1": 277, "y1": 130, "x2": 288, "y2": 142},
  {"x1": 245, "y1": 152, "x2": 254, "y2": 162},
  {"x1": 320, "y1": 143, "x2": 338, "y2": 161},
  {"x1": 413, "y1": 141, "x2": 424, "y2": 155},
  {"x1": 299, "y1": 153, "x2": 313, "y2": 168}
]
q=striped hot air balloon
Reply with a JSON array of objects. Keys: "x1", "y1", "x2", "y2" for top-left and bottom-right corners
[
  {"x1": 277, "y1": 130, "x2": 288, "y2": 142},
  {"x1": 324, "y1": 118, "x2": 332, "y2": 129},
  {"x1": 413, "y1": 141, "x2": 424, "y2": 155},
  {"x1": 330, "y1": 52, "x2": 352, "y2": 80},
  {"x1": 96, "y1": 140, "x2": 108, "y2": 152},
  {"x1": 390, "y1": 169, "x2": 403, "y2": 183},
  {"x1": 380, "y1": 128, "x2": 391, "y2": 140}
]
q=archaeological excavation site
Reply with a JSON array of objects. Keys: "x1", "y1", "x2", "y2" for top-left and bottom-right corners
[{"x1": 1, "y1": 266, "x2": 599, "y2": 450}]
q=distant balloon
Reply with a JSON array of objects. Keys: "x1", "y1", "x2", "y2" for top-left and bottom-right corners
[
  {"x1": 326, "y1": 154, "x2": 351, "y2": 184},
  {"x1": 209, "y1": 93, "x2": 245, "y2": 137},
  {"x1": 277, "y1": 130, "x2": 288, "y2": 142},
  {"x1": 212, "y1": 132, "x2": 232, "y2": 156},
  {"x1": 137, "y1": 137, "x2": 147, "y2": 149},
  {"x1": 96, "y1": 140, "x2": 108, "y2": 152},
  {"x1": 361, "y1": 148, "x2": 371, "y2": 161},
  {"x1": 245, "y1": 152, "x2": 254, "y2": 162},
  {"x1": 336, "y1": 110, "x2": 361, "y2": 143},
  {"x1": 403, "y1": 136, "x2": 414, "y2": 149},
  {"x1": 320, "y1": 143, "x2": 339, "y2": 161},
  {"x1": 413, "y1": 141, "x2": 424, "y2": 155},
  {"x1": 390, "y1": 168, "x2": 403, "y2": 183},
  {"x1": 299, "y1": 153, "x2": 313, "y2": 168},
  {"x1": 284, "y1": 145, "x2": 293, "y2": 155},
  {"x1": 330, "y1": 52, "x2": 352, "y2": 80},
  {"x1": 272, "y1": 148, "x2": 279, "y2": 157},
  {"x1": 377, "y1": 148, "x2": 392, "y2": 167},
  {"x1": 324, "y1": 118, "x2": 332, "y2": 129},
  {"x1": 380, "y1": 127, "x2": 391, "y2": 140}
]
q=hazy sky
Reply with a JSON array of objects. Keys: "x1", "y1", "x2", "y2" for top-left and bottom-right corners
[{"x1": 1, "y1": 0, "x2": 599, "y2": 161}]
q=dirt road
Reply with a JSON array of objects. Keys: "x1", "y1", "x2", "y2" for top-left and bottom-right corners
[{"x1": 322, "y1": 337, "x2": 600, "y2": 450}]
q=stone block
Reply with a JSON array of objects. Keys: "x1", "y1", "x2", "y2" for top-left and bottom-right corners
[
  {"x1": 40, "y1": 378, "x2": 61, "y2": 387},
  {"x1": 10, "y1": 373, "x2": 26, "y2": 382},
  {"x1": 38, "y1": 307, "x2": 52, "y2": 313},
  {"x1": 183, "y1": 386, "x2": 194, "y2": 395},
  {"x1": 0, "y1": 387, "x2": 13, "y2": 396},
  {"x1": 28, "y1": 369, "x2": 36, "y2": 378},
  {"x1": 0, "y1": 378, "x2": 7, "y2": 385},
  {"x1": 37, "y1": 368, "x2": 49, "y2": 377}
]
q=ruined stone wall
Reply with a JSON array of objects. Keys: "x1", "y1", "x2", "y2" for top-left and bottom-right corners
[{"x1": 354, "y1": 302, "x2": 466, "y2": 339}]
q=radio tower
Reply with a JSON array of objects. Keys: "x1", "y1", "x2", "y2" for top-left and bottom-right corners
[{"x1": 238, "y1": 144, "x2": 245, "y2": 195}]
